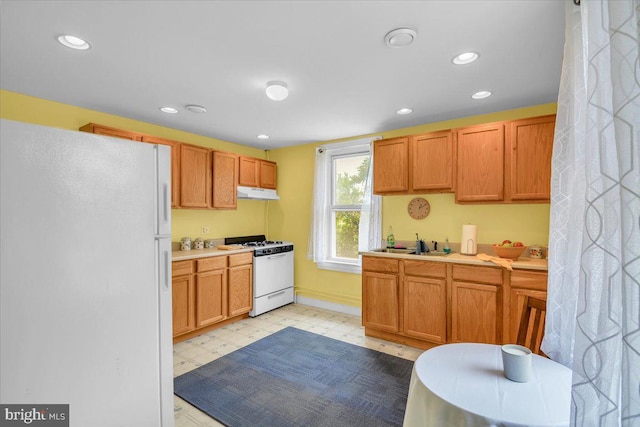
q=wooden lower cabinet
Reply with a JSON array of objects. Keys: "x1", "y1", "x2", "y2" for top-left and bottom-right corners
[
  {"x1": 362, "y1": 257, "x2": 400, "y2": 332},
  {"x1": 172, "y1": 253, "x2": 253, "y2": 341},
  {"x1": 508, "y1": 270, "x2": 548, "y2": 344},
  {"x1": 228, "y1": 253, "x2": 253, "y2": 317},
  {"x1": 196, "y1": 269, "x2": 226, "y2": 327},
  {"x1": 403, "y1": 260, "x2": 447, "y2": 344},
  {"x1": 172, "y1": 273, "x2": 195, "y2": 336},
  {"x1": 362, "y1": 256, "x2": 545, "y2": 348}
]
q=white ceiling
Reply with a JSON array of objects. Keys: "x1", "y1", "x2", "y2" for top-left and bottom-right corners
[{"x1": 0, "y1": 1, "x2": 565, "y2": 149}]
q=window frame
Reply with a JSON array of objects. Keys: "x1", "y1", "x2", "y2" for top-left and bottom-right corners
[{"x1": 316, "y1": 142, "x2": 373, "y2": 274}]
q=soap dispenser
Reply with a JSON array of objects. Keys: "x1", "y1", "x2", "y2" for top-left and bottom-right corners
[
  {"x1": 386, "y1": 226, "x2": 395, "y2": 248},
  {"x1": 443, "y1": 237, "x2": 451, "y2": 254}
]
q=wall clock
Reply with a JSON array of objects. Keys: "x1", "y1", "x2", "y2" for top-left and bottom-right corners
[{"x1": 408, "y1": 197, "x2": 430, "y2": 220}]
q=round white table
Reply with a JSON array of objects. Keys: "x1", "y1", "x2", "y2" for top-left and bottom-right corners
[{"x1": 403, "y1": 343, "x2": 572, "y2": 427}]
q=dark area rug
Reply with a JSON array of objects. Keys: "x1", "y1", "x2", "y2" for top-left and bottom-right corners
[{"x1": 174, "y1": 326, "x2": 414, "y2": 427}]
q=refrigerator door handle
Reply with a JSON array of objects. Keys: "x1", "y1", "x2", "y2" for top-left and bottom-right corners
[
  {"x1": 162, "y1": 183, "x2": 170, "y2": 225},
  {"x1": 164, "y1": 249, "x2": 170, "y2": 290}
]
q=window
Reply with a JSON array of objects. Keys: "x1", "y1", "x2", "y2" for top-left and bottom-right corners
[{"x1": 308, "y1": 138, "x2": 381, "y2": 273}]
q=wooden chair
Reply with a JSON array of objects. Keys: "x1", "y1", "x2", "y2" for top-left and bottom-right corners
[{"x1": 516, "y1": 296, "x2": 547, "y2": 355}]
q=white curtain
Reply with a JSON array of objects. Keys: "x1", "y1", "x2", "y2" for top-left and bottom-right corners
[
  {"x1": 542, "y1": 1, "x2": 640, "y2": 426},
  {"x1": 307, "y1": 146, "x2": 330, "y2": 262},
  {"x1": 358, "y1": 144, "x2": 382, "y2": 252}
]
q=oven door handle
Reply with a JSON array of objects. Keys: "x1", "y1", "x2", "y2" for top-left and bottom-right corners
[
  {"x1": 268, "y1": 291, "x2": 286, "y2": 299},
  {"x1": 265, "y1": 253, "x2": 288, "y2": 260}
]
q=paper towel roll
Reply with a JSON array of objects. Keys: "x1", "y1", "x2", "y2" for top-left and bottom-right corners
[{"x1": 461, "y1": 224, "x2": 477, "y2": 255}]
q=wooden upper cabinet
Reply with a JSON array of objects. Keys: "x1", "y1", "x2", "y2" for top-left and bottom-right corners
[
  {"x1": 141, "y1": 135, "x2": 181, "y2": 208},
  {"x1": 238, "y1": 156, "x2": 277, "y2": 189},
  {"x1": 373, "y1": 137, "x2": 409, "y2": 194},
  {"x1": 212, "y1": 150, "x2": 238, "y2": 209},
  {"x1": 455, "y1": 122, "x2": 505, "y2": 203},
  {"x1": 260, "y1": 160, "x2": 277, "y2": 189},
  {"x1": 180, "y1": 144, "x2": 211, "y2": 208},
  {"x1": 506, "y1": 115, "x2": 556, "y2": 202},
  {"x1": 238, "y1": 156, "x2": 260, "y2": 187},
  {"x1": 410, "y1": 130, "x2": 454, "y2": 192},
  {"x1": 80, "y1": 123, "x2": 143, "y2": 141}
]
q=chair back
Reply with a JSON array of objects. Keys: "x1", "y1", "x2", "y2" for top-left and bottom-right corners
[{"x1": 516, "y1": 296, "x2": 547, "y2": 355}]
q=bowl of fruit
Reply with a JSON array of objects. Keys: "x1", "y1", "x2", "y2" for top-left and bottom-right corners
[{"x1": 492, "y1": 240, "x2": 526, "y2": 260}]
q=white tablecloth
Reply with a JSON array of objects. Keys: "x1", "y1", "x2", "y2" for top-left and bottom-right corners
[{"x1": 403, "y1": 343, "x2": 571, "y2": 427}]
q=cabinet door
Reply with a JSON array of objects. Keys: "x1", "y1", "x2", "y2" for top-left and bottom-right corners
[
  {"x1": 403, "y1": 276, "x2": 447, "y2": 343},
  {"x1": 450, "y1": 281, "x2": 502, "y2": 344},
  {"x1": 362, "y1": 271, "x2": 399, "y2": 332},
  {"x1": 373, "y1": 137, "x2": 409, "y2": 194},
  {"x1": 196, "y1": 269, "x2": 226, "y2": 327},
  {"x1": 79, "y1": 123, "x2": 143, "y2": 141},
  {"x1": 455, "y1": 123, "x2": 505, "y2": 202},
  {"x1": 506, "y1": 115, "x2": 555, "y2": 201},
  {"x1": 260, "y1": 160, "x2": 277, "y2": 189},
  {"x1": 212, "y1": 151, "x2": 238, "y2": 209},
  {"x1": 180, "y1": 144, "x2": 211, "y2": 208},
  {"x1": 228, "y1": 264, "x2": 253, "y2": 316},
  {"x1": 141, "y1": 135, "x2": 181, "y2": 208},
  {"x1": 508, "y1": 270, "x2": 547, "y2": 343},
  {"x1": 238, "y1": 156, "x2": 260, "y2": 187},
  {"x1": 172, "y1": 274, "x2": 195, "y2": 336},
  {"x1": 410, "y1": 130, "x2": 454, "y2": 192}
]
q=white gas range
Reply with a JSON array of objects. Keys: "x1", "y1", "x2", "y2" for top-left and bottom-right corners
[{"x1": 225, "y1": 235, "x2": 294, "y2": 316}]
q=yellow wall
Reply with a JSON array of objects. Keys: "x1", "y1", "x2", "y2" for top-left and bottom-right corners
[
  {"x1": 1, "y1": 89, "x2": 556, "y2": 310},
  {"x1": 267, "y1": 103, "x2": 557, "y2": 308},
  {"x1": 0, "y1": 90, "x2": 268, "y2": 240}
]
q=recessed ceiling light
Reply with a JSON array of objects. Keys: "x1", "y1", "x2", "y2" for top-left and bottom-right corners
[
  {"x1": 159, "y1": 107, "x2": 178, "y2": 114},
  {"x1": 453, "y1": 52, "x2": 479, "y2": 65},
  {"x1": 472, "y1": 91, "x2": 492, "y2": 99},
  {"x1": 266, "y1": 81, "x2": 288, "y2": 101},
  {"x1": 384, "y1": 28, "x2": 417, "y2": 48},
  {"x1": 396, "y1": 108, "x2": 413, "y2": 115},
  {"x1": 186, "y1": 105, "x2": 206, "y2": 114},
  {"x1": 57, "y1": 35, "x2": 90, "y2": 50},
  {"x1": 257, "y1": 134, "x2": 270, "y2": 140}
]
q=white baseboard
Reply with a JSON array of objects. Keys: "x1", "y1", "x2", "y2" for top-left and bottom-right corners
[{"x1": 295, "y1": 295, "x2": 362, "y2": 317}]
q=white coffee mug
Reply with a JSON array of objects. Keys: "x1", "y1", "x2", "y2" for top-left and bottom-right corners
[{"x1": 501, "y1": 344, "x2": 532, "y2": 382}]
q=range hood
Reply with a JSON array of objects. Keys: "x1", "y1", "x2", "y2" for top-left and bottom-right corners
[{"x1": 237, "y1": 185, "x2": 280, "y2": 200}]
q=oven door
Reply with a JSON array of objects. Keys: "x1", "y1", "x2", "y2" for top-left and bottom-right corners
[{"x1": 253, "y1": 251, "x2": 294, "y2": 298}]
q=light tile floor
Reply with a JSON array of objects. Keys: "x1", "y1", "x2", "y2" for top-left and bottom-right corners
[{"x1": 173, "y1": 303, "x2": 424, "y2": 427}]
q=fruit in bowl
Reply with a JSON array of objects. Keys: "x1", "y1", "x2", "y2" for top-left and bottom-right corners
[{"x1": 492, "y1": 241, "x2": 526, "y2": 259}]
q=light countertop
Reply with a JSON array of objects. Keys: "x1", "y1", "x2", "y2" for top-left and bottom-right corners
[
  {"x1": 361, "y1": 250, "x2": 548, "y2": 271},
  {"x1": 172, "y1": 247, "x2": 253, "y2": 261}
]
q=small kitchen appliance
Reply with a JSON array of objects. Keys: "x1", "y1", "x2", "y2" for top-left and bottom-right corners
[{"x1": 225, "y1": 235, "x2": 294, "y2": 316}]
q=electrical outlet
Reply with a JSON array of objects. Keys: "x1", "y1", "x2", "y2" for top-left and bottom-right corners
[{"x1": 202, "y1": 226, "x2": 210, "y2": 235}]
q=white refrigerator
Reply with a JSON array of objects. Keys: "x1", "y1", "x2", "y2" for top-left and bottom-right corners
[{"x1": 0, "y1": 119, "x2": 174, "y2": 426}]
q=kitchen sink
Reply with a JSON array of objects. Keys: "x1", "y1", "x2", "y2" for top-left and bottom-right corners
[
  {"x1": 371, "y1": 248, "x2": 454, "y2": 256},
  {"x1": 416, "y1": 251, "x2": 453, "y2": 257},
  {"x1": 371, "y1": 248, "x2": 415, "y2": 254}
]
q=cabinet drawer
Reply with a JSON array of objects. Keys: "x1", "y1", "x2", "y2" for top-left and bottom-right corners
[
  {"x1": 173, "y1": 260, "x2": 194, "y2": 277},
  {"x1": 510, "y1": 270, "x2": 548, "y2": 291},
  {"x1": 362, "y1": 256, "x2": 399, "y2": 274},
  {"x1": 452, "y1": 264, "x2": 503, "y2": 285},
  {"x1": 403, "y1": 260, "x2": 446, "y2": 278},
  {"x1": 229, "y1": 252, "x2": 253, "y2": 267},
  {"x1": 197, "y1": 256, "x2": 227, "y2": 272}
]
